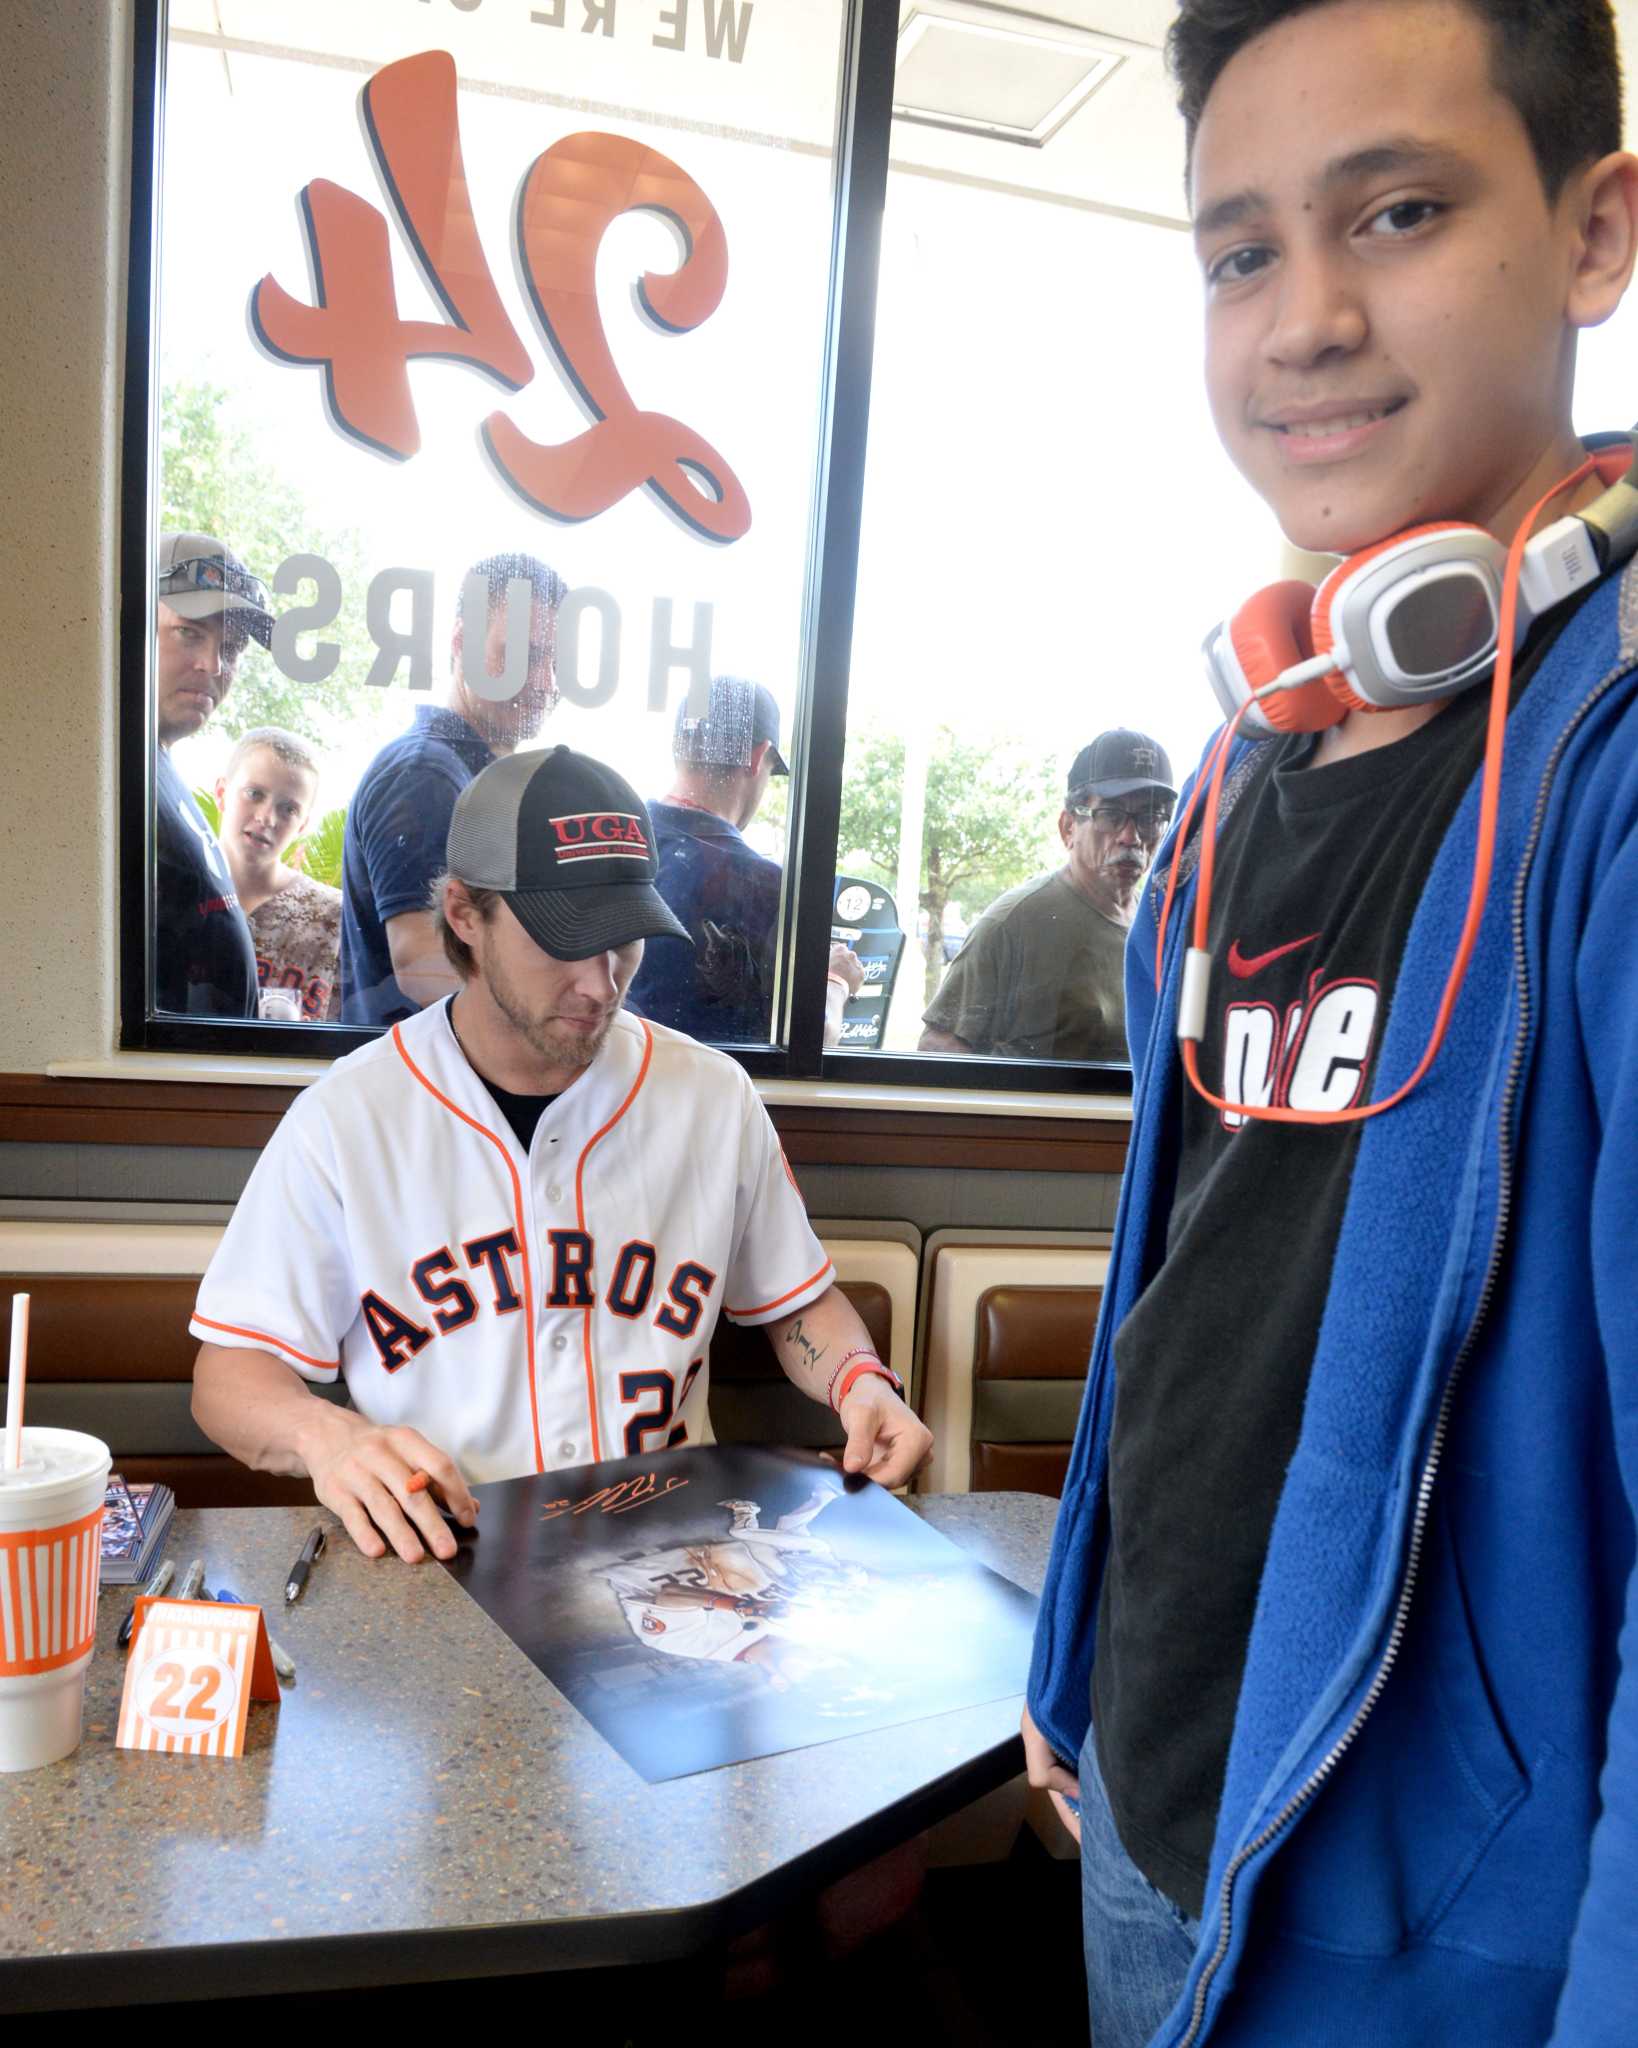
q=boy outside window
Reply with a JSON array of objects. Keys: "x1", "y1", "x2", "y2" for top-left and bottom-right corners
[{"x1": 214, "y1": 727, "x2": 341, "y2": 1022}]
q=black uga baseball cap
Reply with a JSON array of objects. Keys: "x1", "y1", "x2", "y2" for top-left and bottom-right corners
[{"x1": 446, "y1": 747, "x2": 690, "y2": 960}]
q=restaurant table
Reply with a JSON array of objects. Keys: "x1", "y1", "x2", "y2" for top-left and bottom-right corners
[{"x1": 0, "y1": 1491, "x2": 1058, "y2": 2012}]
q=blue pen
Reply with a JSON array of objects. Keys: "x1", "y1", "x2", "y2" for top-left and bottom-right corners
[{"x1": 210, "y1": 1587, "x2": 297, "y2": 1682}]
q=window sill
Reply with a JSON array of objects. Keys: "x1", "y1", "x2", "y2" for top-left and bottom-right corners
[
  {"x1": 48, "y1": 1053, "x2": 1134, "y2": 1122},
  {"x1": 49, "y1": 1052, "x2": 332, "y2": 1089}
]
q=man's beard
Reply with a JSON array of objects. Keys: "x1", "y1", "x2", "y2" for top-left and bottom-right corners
[{"x1": 485, "y1": 955, "x2": 614, "y2": 1071}]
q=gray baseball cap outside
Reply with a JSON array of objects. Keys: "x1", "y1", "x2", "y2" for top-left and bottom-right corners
[
  {"x1": 1067, "y1": 729, "x2": 1177, "y2": 803},
  {"x1": 674, "y1": 675, "x2": 789, "y2": 775},
  {"x1": 156, "y1": 531, "x2": 274, "y2": 648},
  {"x1": 446, "y1": 747, "x2": 690, "y2": 961}
]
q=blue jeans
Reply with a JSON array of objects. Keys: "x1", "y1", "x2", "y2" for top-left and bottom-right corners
[{"x1": 1077, "y1": 1723, "x2": 1201, "y2": 2048}]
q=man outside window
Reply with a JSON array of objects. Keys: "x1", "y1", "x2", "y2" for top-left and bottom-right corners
[
  {"x1": 627, "y1": 675, "x2": 789, "y2": 1044},
  {"x1": 918, "y1": 730, "x2": 1176, "y2": 1063},
  {"x1": 152, "y1": 530, "x2": 272, "y2": 1017},
  {"x1": 1022, "y1": 6, "x2": 1638, "y2": 2045},
  {"x1": 339, "y1": 551, "x2": 565, "y2": 1027}
]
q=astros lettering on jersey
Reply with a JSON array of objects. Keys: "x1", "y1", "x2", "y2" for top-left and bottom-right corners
[{"x1": 191, "y1": 1000, "x2": 834, "y2": 1481}]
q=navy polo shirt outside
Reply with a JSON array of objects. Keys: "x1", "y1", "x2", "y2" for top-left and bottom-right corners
[
  {"x1": 626, "y1": 800, "x2": 782, "y2": 1043},
  {"x1": 339, "y1": 705, "x2": 493, "y2": 1027}
]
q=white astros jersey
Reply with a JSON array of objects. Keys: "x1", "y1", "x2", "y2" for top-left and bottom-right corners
[{"x1": 190, "y1": 1001, "x2": 833, "y2": 1481}]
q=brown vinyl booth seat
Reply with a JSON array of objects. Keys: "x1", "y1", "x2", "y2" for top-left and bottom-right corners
[
  {"x1": 971, "y1": 1284, "x2": 1101, "y2": 1497},
  {"x1": 0, "y1": 1271, "x2": 897, "y2": 1510},
  {"x1": 919, "y1": 1237, "x2": 1108, "y2": 1497}
]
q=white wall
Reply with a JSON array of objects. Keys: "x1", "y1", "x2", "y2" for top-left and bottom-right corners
[{"x1": 0, "y1": 5, "x2": 130, "y2": 1073}]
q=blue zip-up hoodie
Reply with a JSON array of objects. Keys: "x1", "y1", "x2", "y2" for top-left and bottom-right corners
[{"x1": 1028, "y1": 561, "x2": 1638, "y2": 2047}]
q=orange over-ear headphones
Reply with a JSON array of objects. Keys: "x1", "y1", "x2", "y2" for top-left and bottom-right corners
[
  {"x1": 1159, "y1": 436, "x2": 1638, "y2": 1128},
  {"x1": 1202, "y1": 442, "x2": 1638, "y2": 737}
]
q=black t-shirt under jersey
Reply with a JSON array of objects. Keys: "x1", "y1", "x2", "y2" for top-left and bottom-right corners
[
  {"x1": 1092, "y1": 588, "x2": 1598, "y2": 1917},
  {"x1": 446, "y1": 1002, "x2": 559, "y2": 1152}
]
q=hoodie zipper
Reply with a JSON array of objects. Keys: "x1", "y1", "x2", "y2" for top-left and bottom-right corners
[{"x1": 1175, "y1": 654, "x2": 1636, "y2": 2048}]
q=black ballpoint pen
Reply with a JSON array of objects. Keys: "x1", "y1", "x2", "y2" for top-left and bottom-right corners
[{"x1": 285, "y1": 1525, "x2": 327, "y2": 1605}]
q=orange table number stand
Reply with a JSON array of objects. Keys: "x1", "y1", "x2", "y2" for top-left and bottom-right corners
[{"x1": 116, "y1": 1598, "x2": 280, "y2": 1758}]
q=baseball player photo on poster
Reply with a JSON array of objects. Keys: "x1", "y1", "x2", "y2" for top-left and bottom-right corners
[{"x1": 441, "y1": 1444, "x2": 1038, "y2": 1782}]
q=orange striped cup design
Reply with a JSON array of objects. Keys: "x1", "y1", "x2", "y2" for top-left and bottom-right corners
[{"x1": 0, "y1": 1506, "x2": 103, "y2": 1678}]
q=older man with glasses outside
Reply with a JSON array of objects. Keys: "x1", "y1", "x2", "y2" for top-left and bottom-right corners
[{"x1": 919, "y1": 729, "x2": 1176, "y2": 1065}]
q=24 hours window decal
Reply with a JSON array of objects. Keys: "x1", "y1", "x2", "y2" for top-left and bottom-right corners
[{"x1": 250, "y1": 50, "x2": 751, "y2": 542}]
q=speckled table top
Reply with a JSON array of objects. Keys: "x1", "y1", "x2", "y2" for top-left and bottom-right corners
[{"x1": 0, "y1": 1491, "x2": 1058, "y2": 2011}]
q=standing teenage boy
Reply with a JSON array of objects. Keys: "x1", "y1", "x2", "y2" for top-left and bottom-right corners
[{"x1": 1024, "y1": 5, "x2": 1638, "y2": 2046}]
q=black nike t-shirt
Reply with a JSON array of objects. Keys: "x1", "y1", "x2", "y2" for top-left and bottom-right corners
[{"x1": 1092, "y1": 585, "x2": 1600, "y2": 1917}]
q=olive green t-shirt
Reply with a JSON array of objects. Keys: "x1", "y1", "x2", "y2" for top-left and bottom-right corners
[{"x1": 922, "y1": 869, "x2": 1130, "y2": 1062}]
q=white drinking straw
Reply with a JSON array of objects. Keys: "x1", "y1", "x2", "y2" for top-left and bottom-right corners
[{"x1": 5, "y1": 1293, "x2": 28, "y2": 1472}]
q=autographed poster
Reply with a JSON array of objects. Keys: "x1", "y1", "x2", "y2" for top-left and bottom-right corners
[{"x1": 442, "y1": 1445, "x2": 1037, "y2": 1782}]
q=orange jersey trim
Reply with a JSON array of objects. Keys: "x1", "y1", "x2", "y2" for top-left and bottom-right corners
[
  {"x1": 193, "y1": 1315, "x2": 341, "y2": 1373},
  {"x1": 727, "y1": 1257, "x2": 835, "y2": 1321},
  {"x1": 392, "y1": 1024, "x2": 545, "y2": 1474},
  {"x1": 573, "y1": 1020, "x2": 654, "y2": 1463}
]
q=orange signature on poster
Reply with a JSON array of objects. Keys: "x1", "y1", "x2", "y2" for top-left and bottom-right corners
[
  {"x1": 116, "y1": 1598, "x2": 280, "y2": 1760},
  {"x1": 539, "y1": 1471, "x2": 692, "y2": 1521},
  {"x1": 251, "y1": 50, "x2": 750, "y2": 540}
]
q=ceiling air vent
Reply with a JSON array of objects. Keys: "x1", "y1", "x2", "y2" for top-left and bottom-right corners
[{"x1": 893, "y1": 4, "x2": 1139, "y2": 147}]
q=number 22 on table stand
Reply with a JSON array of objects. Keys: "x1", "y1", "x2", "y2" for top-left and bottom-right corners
[{"x1": 116, "y1": 1598, "x2": 280, "y2": 1759}]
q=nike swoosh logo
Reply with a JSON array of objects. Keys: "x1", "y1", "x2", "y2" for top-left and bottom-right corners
[{"x1": 1226, "y1": 932, "x2": 1322, "y2": 979}]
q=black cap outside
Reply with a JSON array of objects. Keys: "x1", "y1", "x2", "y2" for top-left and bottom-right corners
[
  {"x1": 446, "y1": 747, "x2": 690, "y2": 960},
  {"x1": 1066, "y1": 729, "x2": 1177, "y2": 803}
]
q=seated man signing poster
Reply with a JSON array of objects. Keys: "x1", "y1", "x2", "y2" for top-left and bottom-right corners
[{"x1": 190, "y1": 747, "x2": 931, "y2": 1561}]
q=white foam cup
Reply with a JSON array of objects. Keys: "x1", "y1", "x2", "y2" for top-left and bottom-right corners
[{"x1": 0, "y1": 1427, "x2": 112, "y2": 1771}]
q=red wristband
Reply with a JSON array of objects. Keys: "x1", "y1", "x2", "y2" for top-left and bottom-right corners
[
  {"x1": 834, "y1": 1358, "x2": 904, "y2": 1411},
  {"x1": 825, "y1": 1344, "x2": 877, "y2": 1409}
]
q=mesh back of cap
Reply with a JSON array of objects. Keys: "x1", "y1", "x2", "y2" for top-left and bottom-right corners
[{"x1": 446, "y1": 750, "x2": 533, "y2": 888}]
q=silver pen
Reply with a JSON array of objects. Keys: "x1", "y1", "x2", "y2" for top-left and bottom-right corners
[
  {"x1": 116, "y1": 1556, "x2": 176, "y2": 1651},
  {"x1": 176, "y1": 1557, "x2": 206, "y2": 1602}
]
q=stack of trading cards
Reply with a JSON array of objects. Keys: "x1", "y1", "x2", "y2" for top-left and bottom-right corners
[{"x1": 100, "y1": 1474, "x2": 176, "y2": 1586}]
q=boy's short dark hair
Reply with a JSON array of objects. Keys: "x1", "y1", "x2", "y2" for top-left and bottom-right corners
[{"x1": 1167, "y1": 0, "x2": 1622, "y2": 198}]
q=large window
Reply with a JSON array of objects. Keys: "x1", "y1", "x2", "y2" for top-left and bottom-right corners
[
  {"x1": 843, "y1": 116, "x2": 1278, "y2": 1069},
  {"x1": 131, "y1": 0, "x2": 865, "y2": 1066},
  {"x1": 129, "y1": 4, "x2": 1638, "y2": 1086}
]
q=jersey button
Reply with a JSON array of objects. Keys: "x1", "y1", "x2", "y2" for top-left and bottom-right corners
[
  {"x1": 552, "y1": 1335, "x2": 568, "y2": 1351},
  {"x1": 558, "y1": 1440, "x2": 576, "y2": 1459},
  {"x1": 547, "y1": 1183, "x2": 563, "y2": 1202}
]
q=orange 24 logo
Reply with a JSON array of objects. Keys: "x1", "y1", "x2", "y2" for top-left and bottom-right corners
[{"x1": 251, "y1": 50, "x2": 749, "y2": 543}]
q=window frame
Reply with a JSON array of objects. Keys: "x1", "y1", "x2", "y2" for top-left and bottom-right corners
[{"x1": 117, "y1": 0, "x2": 1134, "y2": 1100}]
